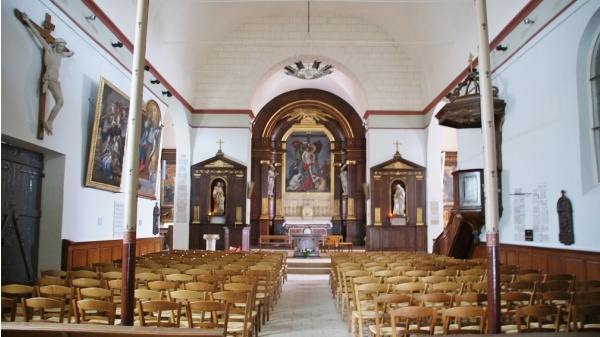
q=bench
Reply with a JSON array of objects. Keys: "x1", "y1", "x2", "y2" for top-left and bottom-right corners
[{"x1": 259, "y1": 235, "x2": 292, "y2": 250}]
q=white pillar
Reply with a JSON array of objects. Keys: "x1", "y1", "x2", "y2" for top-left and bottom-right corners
[{"x1": 203, "y1": 234, "x2": 220, "y2": 251}]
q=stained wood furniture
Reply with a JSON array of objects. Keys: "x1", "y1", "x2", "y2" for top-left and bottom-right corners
[
  {"x1": 366, "y1": 225, "x2": 427, "y2": 252},
  {"x1": 258, "y1": 235, "x2": 292, "y2": 250},
  {"x1": 1, "y1": 322, "x2": 224, "y2": 336}
]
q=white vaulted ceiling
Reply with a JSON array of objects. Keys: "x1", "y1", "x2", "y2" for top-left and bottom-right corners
[{"x1": 73, "y1": 0, "x2": 541, "y2": 117}]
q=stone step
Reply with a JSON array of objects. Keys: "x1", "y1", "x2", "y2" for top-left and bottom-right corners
[
  {"x1": 286, "y1": 258, "x2": 332, "y2": 275},
  {"x1": 287, "y1": 267, "x2": 331, "y2": 275}
]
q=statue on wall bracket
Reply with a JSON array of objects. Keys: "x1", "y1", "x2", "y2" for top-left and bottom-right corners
[{"x1": 557, "y1": 190, "x2": 574, "y2": 245}]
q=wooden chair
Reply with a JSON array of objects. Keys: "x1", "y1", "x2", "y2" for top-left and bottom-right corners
[
  {"x1": 185, "y1": 300, "x2": 229, "y2": 336},
  {"x1": 35, "y1": 277, "x2": 68, "y2": 287},
  {"x1": 195, "y1": 274, "x2": 226, "y2": 292},
  {"x1": 40, "y1": 269, "x2": 68, "y2": 279},
  {"x1": 22, "y1": 297, "x2": 66, "y2": 323},
  {"x1": 212, "y1": 291, "x2": 252, "y2": 337},
  {"x1": 499, "y1": 291, "x2": 534, "y2": 333},
  {"x1": 1, "y1": 284, "x2": 35, "y2": 320},
  {"x1": 368, "y1": 293, "x2": 413, "y2": 337},
  {"x1": 36, "y1": 284, "x2": 75, "y2": 323},
  {"x1": 340, "y1": 270, "x2": 370, "y2": 319},
  {"x1": 572, "y1": 304, "x2": 600, "y2": 332},
  {"x1": 2, "y1": 297, "x2": 17, "y2": 321},
  {"x1": 70, "y1": 277, "x2": 104, "y2": 290},
  {"x1": 392, "y1": 282, "x2": 426, "y2": 296},
  {"x1": 73, "y1": 299, "x2": 117, "y2": 325},
  {"x1": 576, "y1": 279, "x2": 600, "y2": 293},
  {"x1": 442, "y1": 306, "x2": 487, "y2": 334},
  {"x1": 167, "y1": 289, "x2": 208, "y2": 327},
  {"x1": 515, "y1": 304, "x2": 561, "y2": 333},
  {"x1": 538, "y1": 290, "x2": 574, "y2": 331},
  {"x1": 430, "y1": 281, "x2": 464, "y2": 295},
  {"x1": 100, "y1": 271, "x2": 122, "y2": 281},
  {"x1": 77, "y1": 287, "x2": 114, "y2": 302},
  {"x1": 137, "y1": 299, "x2": 181, "y2": 327},
  {"x1": 184, "y1": 281, "x2": 218, "y2": 295},
  {"x1": 69, "y1": 270, "x2": 100, "y2": 280},
  {"x1": 454, "y1": 293, "x2": 487, "y2": 307},
  {"x1": 351, "y1": 283, "x2": 389, "y2": 337},
  {"x1": 135, "y1": 272, "x2": 162, "y2": 289},
  {"x1": 390, "y1": 306, "x2": 438, "y2": 336},
  {"x1": 147, "y1": 280, "x2": 179, "y2": 292},
  {"x1": 415, "y1": 292, "x2": 454, "y2": 310},
  {"x1": 165, "y1": 273, "x2": 194, "y2": 286},
  {"x1": 223, "y1": 282, "x2": 259, "y2": 337},
  {"x1": 185, "y1": 268, "x2": 213, "y2": 280}
]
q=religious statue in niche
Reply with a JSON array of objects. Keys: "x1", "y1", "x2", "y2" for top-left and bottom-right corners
[
  {"x1": 18, "y1": 10, "x2": 75, "y2": 136},
  {"x1": 557, "y1": 190, "x2": 574, "y2": 245},
  {"x1": 211, "y1": 180, "x2": 225, "y2": 216},
  {"x1": 393, "y1": 183, "x2": 406, "y2": 217},
  {"x1": 267, "y1": 162, "x2": 277, "y2": 196},
  {"x1": 340, "y1": 160, "x2": 349, "y2": 195},
  {"x1": 285, "y1": 131, "x2": 331, "y2": 192}
]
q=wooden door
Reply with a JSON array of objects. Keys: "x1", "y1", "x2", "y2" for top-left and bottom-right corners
[{"x1": 1, "y1": 143, "x2": 44, "y2": 283}]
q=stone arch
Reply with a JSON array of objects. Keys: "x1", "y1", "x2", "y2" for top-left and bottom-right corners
[{"x1": 250, "y1": 89, "x2": 367, "y2": 245}]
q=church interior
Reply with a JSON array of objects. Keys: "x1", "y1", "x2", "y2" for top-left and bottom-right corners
[{"x1": 2, "y1": 0, "x2": 600, "y2": 334}]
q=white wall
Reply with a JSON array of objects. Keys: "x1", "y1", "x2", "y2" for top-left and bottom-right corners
[
  {"x1": 455, "y1": 0, "x2": 600, "y2": 252},
  {"x1": 1, "y1": 0, "x2": 174, "y2": 270}
]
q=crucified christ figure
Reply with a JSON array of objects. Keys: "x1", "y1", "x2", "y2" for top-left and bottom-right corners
[{"x1": 21, "y1": 12, "x2": 75, "y2": 136}]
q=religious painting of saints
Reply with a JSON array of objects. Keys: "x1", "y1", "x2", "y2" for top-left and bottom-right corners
[
  {"x1": 442, "y1": 151, "x2": 457, "y2": 226},
  {"x1": 285, "y1": 131, "x2": 332, "y2": 193},
  {"x1": 137, "y1": 100, "x2": 163, "y2": 199},
  {"x1": 85, "y1": 77, "x2": 130, "y2": 192}
]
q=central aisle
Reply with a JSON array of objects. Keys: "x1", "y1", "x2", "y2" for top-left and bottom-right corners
[{"x1": 260, "y1": 274, "x2": 349, "y2": 337}]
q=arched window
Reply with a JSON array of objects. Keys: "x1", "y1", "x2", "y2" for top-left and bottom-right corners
[{"x1": 592, "y1": 34, "x2": 600, "y2": 182}]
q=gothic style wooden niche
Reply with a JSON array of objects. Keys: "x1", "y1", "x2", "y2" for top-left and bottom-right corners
[
  {"x1": 188, "y1": 151, "x2": 249, "y2": 250},
  {"x1": 367, "y1": 152, "x2": 427, "y2": 252},
  {"x1": 250, "y1": 89, "x2": 366, "y2": 246}
]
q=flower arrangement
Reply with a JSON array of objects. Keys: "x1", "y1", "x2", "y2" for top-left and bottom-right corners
[{"x1": 302, "y1": 248, "x2": 311, "y2": 258}]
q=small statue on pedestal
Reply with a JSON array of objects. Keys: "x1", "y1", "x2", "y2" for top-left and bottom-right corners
[{"x1": 393, "y1": 184, "x2": 405, "y2": 217}]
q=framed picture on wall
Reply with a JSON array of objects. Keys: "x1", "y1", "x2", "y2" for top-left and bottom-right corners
[
  {"x1": 85, "y1": 77, "x2": 130, "y2": 192},
  {"x1": 137, "y1": 100, "x2": 163, "y2": 199},
  {"x1": 284, "y1": 131, "x2": 332, "y2": 193},
  {"x1": 160, "y1": 149, "x2": 176, "y2": 222}
]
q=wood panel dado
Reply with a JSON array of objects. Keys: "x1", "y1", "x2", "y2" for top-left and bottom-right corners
[
  {"x1": 366, "y1": 225, "x2": 427, "y2": 252},
  {"x1": 472, "y1": 243, "x2": 600, "y2": 281},
  {"x1": 61, "y1": 237, "x2": 162, "y2": 270}
]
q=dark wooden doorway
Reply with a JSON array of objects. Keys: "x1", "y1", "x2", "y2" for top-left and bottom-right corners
[{"x1": 1, "y1": 143, "x2": 44, "y2": 284}]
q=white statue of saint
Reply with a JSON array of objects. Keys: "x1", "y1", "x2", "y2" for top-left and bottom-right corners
[
  {"x1": 340, "y1": 160, "x2": 349, "y2": 195},
  {"x1": 22, "y1": 12, "x2": 75, "y2": 136},
  {"x1": 212, "y1": 182, "x2": 225, "y2": 215},
  {"x1": 393, "y1": 184, "x2": 406, "y2": 217},
  {"x1": 267, "y1": 162, "x2": 277, "y2": 196}
]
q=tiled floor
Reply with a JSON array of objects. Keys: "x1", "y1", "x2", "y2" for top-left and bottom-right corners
[{"x1": 260, "y1": 274, "x2": 349, "y2": 337}]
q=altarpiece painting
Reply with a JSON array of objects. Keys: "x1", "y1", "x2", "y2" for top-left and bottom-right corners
[{"x1": 284, "y1": 131, "x2": 332, "y2": 193}]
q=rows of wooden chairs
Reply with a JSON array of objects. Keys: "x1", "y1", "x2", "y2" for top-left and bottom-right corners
[
  {"x1": 2, "y1": 249, "x2": 287, "y2": 337},
  {"x1": 330, "y1": 251, "x2": 600, "y2": 335}
]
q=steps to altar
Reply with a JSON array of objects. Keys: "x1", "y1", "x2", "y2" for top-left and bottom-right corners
[{"x1": 286, "y1": 257, "x2": 331, "y2": 275}]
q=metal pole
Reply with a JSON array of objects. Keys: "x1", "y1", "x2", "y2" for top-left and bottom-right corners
[
  {"x1": 120, "y1": 0, "x2": 149, "y2": 326},
  {"x1": 475, "y1": 0, "x2": 501, "y2": 333}
]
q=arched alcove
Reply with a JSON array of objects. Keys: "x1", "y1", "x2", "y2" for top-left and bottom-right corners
[{"x1": 250, "y1": 89, "x2": 367, "y2": 245}]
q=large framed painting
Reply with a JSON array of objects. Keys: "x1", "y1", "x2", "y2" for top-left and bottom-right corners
[
  {"x1": 85, "y1": 77, "x2": 130, "y2": 192},
  {"x1": 137, "y1": 100, "x2": 163, "y2": 199},
  {"x1": 284, "y1": 131, "x2": 332, "y2": 193}
]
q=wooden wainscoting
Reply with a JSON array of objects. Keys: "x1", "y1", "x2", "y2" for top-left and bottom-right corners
[
  {"x1": 61, "y1": 237, "x2": 162, "y2": 270},
  {"x1": 472, "y1": 243, "x2": 600, "y2": 280}
]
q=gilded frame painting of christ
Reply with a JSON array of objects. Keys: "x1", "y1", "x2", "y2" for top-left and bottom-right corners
[{"x1": 284, "y1": 131, "x2": 332, "y2": 193}]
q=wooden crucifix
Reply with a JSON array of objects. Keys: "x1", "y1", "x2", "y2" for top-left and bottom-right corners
[{"x1": 15, "y1": 9, "x2": 74, "y2": 139}]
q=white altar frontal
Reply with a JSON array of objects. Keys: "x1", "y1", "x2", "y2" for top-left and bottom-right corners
[{"x1": 282, "y1": 194, "x2": 334, "y2": 236}]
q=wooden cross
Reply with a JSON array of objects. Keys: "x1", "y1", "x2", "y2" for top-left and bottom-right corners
[
  {"x1": 217, "y1": 139, "x2": 224, "y2": 151},
  {"x1": 15, "y1": 9, "x2": 70, "y2": 140}
]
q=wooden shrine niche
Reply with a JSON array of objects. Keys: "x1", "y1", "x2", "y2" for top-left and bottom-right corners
[
  {"x1": 190, "y1": 152, "x2": 247, "y2": 226},
  {"x1": 370, "y1": 153, "x2": 426, "y2": 226}
]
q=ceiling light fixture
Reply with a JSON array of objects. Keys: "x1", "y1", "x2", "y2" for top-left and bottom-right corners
[
  {"x1": 150, "y1": 79, "x2": 160, "y2": 84},
  {"x1": 523, "y1": 18, "x2": 534, "y2": 24},
  {"x1": 85, "y1": 15, "x2": 96, "y2": 21},
  {"x1": 283, "y1": 1, "x2": 333, "y2": 80},
  {"x1": 111, "y1": 41, "x2": 123, "y2": 48},
  {"x1": 162, "y1": 91, "x2": 172, "y2": 97}
]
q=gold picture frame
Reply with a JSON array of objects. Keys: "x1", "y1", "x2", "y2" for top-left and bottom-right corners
[
  {"x1": 137, "y1": 100, "x2": 163, "y2": 199},
  {"x1": 85, "y1": 77, "x2": 130, "y2": 192}
]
